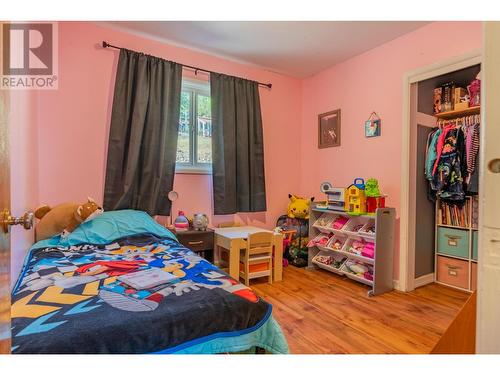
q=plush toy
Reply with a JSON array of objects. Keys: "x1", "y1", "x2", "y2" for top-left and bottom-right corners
[
  {"x1": 287, "y1": 194, "x2": 314, "y2": 220},
  {"x1": 34, "y1": 197, "x2": 104, "y2": 241},
  {"x1": 365, "y1": 178, "x2": 381, "y2": 197}
]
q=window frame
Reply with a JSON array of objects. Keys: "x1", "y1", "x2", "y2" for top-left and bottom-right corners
[{"x1": 175, "y1": 78, "x2": 212, "y2": 175}]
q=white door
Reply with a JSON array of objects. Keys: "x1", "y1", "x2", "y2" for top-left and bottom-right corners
[
  {"x1": 476, "y1": 21, "x2": 500, "y2": 353},
  {"x1": 0, "y1": 78, "x2": 11, "y2": 353}
]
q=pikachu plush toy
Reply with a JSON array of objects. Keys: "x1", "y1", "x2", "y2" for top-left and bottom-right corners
[{"x1": 287, "y1": 194, "x2": 314, "y2": 220}]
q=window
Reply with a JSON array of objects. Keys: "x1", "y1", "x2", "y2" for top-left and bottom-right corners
[{"x1": 176, "y1": 79, "x2": 212, "y2": 174}]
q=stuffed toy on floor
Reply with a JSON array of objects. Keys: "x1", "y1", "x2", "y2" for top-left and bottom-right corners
[
  {"x1": 34, "y1": 197, "x2": 104, "y2": 241},
  {"x1": 276, "y1": 194, "x2": 315, "y2": 268}
]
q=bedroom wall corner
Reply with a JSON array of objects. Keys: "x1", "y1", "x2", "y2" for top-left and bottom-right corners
[
  {"x1": 34, "y1": 22, "x2": 303, "y2": 230},
  {"x1": 299, "y1": 21, "x2": 482, "y2": 282}
]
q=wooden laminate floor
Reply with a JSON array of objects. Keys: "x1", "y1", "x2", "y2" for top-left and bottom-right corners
[{"x1": 251, "y1": 266, "x2": 470, "y2": 354}]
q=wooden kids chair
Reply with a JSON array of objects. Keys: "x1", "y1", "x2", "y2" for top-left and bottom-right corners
[
  {"x1": 239, "y1": 232, "x2": 274, "y2": 286},
  {"x1": 216, "y1": 222, "x2": 243, "y2": 269}
]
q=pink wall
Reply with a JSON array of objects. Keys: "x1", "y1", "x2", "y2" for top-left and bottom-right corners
[
  {"x1": 10, "y1": 90, "x2": 39, "y2": 286},
  {"x1": 11, "y1": 21, "x2": 483, "y2": 284},
  {"x1": 299, "y1": 21, "x2": 482, "y2": 277},
  {"x1": 34, "y1": 22, "x2": 303, "y2": 229}
]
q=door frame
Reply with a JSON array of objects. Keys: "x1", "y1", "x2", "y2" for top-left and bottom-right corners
[{"x1": 399, "y1": 50, "x2": 482, "y2": 292}]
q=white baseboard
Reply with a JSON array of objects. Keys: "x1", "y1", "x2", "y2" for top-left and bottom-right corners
[
  {"x1": 414, "y1": 273, "x2": 435, "y2": 288},
  {"x1": 393, "y1": 279, "x2": 401, "y2": 291},
  {"x1": 393, "y1": 274, "x2": 434, "y2": 292}
]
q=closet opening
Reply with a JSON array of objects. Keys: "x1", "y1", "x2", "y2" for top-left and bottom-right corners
[{"x1": 408, "y1": 63, "x2": 481, "y2": 292}]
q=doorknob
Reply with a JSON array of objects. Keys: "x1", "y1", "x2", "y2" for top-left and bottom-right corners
[
  {"x1": 0, "y1": 209, "x2": 34, "y2": 233},
  {"x1": 488, "y1": 158, "x2": 500, "y2": 173}
]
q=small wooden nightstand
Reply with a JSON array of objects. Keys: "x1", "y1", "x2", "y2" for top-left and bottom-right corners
[{"x1": 175, "y1": 228, "x2": 214, "y2": 262}]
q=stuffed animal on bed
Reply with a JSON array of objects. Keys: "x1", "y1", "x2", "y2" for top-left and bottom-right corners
[
  {"x1": 34, "y1": 197, "x2": 104, "y2": 241},
  {"x1": 287, "y1": 194, "x2": 314, "y2": 220}
]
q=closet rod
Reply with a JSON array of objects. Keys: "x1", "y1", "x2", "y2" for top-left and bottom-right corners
[{"x1": 102, "y1": 41, "x2": 273, "y2": 89}]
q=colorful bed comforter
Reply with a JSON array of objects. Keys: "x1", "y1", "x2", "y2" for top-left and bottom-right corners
[{"x1": 11, "y1": 210, "x2": 288, "y2": 354}]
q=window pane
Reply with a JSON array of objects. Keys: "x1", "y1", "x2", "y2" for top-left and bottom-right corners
[
  {"x1": 176, "y1": 91, "x2": 191, "y2": 163},
  {"x1": 197, "y1": 94, "x2": 212, "y2": 164}
]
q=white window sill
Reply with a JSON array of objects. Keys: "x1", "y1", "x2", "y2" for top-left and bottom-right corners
[{"x1": 175, "y1": 166, "x2": 212, "y2": 175}]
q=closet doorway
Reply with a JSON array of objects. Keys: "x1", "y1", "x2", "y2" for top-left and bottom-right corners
[{"x1": 400, "y1": 52, "x2": 482, "y2": 292}]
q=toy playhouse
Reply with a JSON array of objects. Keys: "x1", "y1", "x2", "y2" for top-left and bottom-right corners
[{"x1": 344, "y1": 178, "x2": 367, "y2": 215}]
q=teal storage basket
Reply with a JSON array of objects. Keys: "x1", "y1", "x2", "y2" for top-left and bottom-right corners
[{"x1": 437, "y1": 227, "x2": 469, "y2": 259}]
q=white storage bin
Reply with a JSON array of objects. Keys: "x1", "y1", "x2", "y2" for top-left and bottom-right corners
[
  {"x1": 342, "y1": 238, "x2": 375, "y2": 264},
  {"x1": 326, "y1": 234, "x2": 347, "y2": 251},
  {"x1": 312, "y1": 250, "x2": 346, "y2": 275},
  {"x1": 341, "y1": 259, "x2": 374, "y2": 286},
  {"x1": 358, "y1": 219, "x2": 376, "y2": 238},
  {"x1": 307, "y1": 233, "x2": 331, "y2": 248},
  {"x1": 313, "y1": 213, "x2": 336, "y2": 228},
  {"x1": 342, "y1": 217, "x2": 366, "y2": 236}
]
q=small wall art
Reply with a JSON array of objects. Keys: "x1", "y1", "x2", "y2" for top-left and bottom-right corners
[
  {"x1": 365, "y1": 111, "x2": 381, "y2": 138},
  {"x1": 318, "y1": 109, "x2": 341, "y2": 148}
]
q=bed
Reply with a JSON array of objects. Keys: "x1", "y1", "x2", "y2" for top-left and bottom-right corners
[{"x1": 10, "y1": 210, "x2": 288, "y2": 354}]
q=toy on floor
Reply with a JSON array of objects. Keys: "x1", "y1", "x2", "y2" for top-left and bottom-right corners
[
  {"x1": 287, "y1": 194, "x2": 314, "y2": 219},
  {"x1": 276, "y1": 212, "x2": 309, "y2": 268},
  {"x1": 344, "y1": 178, "x2": 366, "y2": 215},
  {"x1": 274, "y1": 227, "x2": 297, "y2": 267},
  {"x1": 35, "y1": 198, "x2": 104, "y2": 241}
]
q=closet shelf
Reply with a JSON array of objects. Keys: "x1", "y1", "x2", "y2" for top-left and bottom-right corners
[
  {"x1": 437, "y1": 223, "x2": 472, "y2": 231},
  {"x1": 434, "y1": 105, "x2": 480, "y2": 119}
]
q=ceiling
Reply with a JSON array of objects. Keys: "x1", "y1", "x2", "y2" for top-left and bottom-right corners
[{"x1": 101, "y1": 21, "x2": 429, "y2": 78}]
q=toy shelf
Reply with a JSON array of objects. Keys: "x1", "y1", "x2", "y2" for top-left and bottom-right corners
[{"x1": 307, "y1": 203, "x2": 396, "y2": 296}]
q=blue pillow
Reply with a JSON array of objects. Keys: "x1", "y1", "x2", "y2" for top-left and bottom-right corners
[{"x1": 32, "y1": 209, "x2": 177, "y2": 250}]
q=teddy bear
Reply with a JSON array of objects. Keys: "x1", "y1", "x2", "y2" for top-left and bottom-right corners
[{"x1": 34, "y1": 197, "x2": 104, "y2": 241}]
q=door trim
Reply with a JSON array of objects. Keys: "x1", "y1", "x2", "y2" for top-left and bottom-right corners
[{"x1": 399, "y1": 50, "x2": 482, "y2": 292}]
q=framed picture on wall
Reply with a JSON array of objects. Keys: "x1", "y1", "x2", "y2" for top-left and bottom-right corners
[
  {"x1": 365, "y1": 111, "x2": 381, "y2": 138},
  {"x1": 318, "y1": 109, "x2": 341, "y2": 148},
  {"x1": 365, "y1": 119, "x2": 381, "y2": 137}
]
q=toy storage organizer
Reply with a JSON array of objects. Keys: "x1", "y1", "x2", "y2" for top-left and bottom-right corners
[
  {"x1": 308, "y1": 204, "x2": 396, "y2": 296},
  {"x1": 434, "y1": 196, "x2": 478, "y2": 292}
]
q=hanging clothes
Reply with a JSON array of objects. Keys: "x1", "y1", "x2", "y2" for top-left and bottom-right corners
[
  {"x1": 466, "y1": 122, "x2": 480, "y2": 175},
  {"x1": 426, "y1": 114, "x2": 480, "y2": 203},
  {"x1": 432, "y1": 125, "x2": 466, "y2": 202},
  {"x1": 425, "y1": 128, "x2": 441, "y2": 181}
]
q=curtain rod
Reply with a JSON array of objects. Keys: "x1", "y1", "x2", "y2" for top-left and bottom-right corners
[{"x1": 102, "y1": 41, "x2": 272, "y2": 89}]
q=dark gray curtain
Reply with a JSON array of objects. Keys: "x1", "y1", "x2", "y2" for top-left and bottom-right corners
[
  {"x1": 103, "y1": 49, "x2": 182, "y2": 216},
  {"x1": 210, "y1": 73, "x2": 266, "y2": 215}
]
